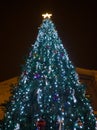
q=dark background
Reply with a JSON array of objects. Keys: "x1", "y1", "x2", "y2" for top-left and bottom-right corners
[{"x1": 0, "y1": 1, "x2": 97, "y2": 82}]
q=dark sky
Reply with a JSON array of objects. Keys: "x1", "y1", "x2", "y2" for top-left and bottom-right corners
[{"x1": 0, "y1": 1, "x2": 97, "y2": 82}]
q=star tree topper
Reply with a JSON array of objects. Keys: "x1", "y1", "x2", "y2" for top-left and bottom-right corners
[{"x1": 42, "y1": 13, "x2": 52, "y2": 19}]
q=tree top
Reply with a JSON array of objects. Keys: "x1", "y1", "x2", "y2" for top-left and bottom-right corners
[{"x1": 42, "y1": 13, "x2": 52, "y2": 19}]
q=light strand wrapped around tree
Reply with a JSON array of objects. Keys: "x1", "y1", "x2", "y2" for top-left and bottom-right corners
[{"x1": 4, "y1": 13, "x2": 96, "y2": 130}]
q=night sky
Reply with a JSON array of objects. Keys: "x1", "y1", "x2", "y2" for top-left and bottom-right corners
[{"x1": 0, "y1": 1, "x2": 97, "y2": 82}]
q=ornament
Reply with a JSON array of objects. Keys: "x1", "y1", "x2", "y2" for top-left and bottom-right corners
[
  {"x1": 14, "y1": 123, "x2": 20, "y2": 130},
  {"x1": 46, "y1": 45, "x2": 50, "y2": 49},
  {"x1": 61, "y1": 52, "x2": 64, "y2": 57},
  {"x1": 33, "y1": 53, "x2": 38, "y2": 58},
  {"x1": 61, "y1": 108, "x2": 64, "y2": 112},
  {"x1": 37, "y1": 88, "x2": 42, "y2": 104},
  {"x1": 22, "y1": 74, "x2": 28, "y2": 84},
  {"x1": 36, "y1": 118, "x2": 46, "y2": 130},
  {"x1": 29, "y1": 51, "x2": 32, "y2": 57},
  {"x1": 53, "y1": 93, "x2": 59, "y2": 101},
  {"x1": 56, "y1": 115, "x2": 64, "y2": 130},
  {"x1": 72, "y1": 89, "x2": 77, "y2": 103},
  {"x1": 22, "y1": 71, "x2": 27, "y2": 76},
  {"x1": 74, "y1": 118, "x2": 83, "y2": 129},
  {"x1": 53, "y1": 50, "x2": 58, "y2": 54},
  {"x1": 78, "y1": 120, "x2": 83, "y2": 127},
  {"x1": 34, "y1": 73, "x2": 41, "y2": 79}
]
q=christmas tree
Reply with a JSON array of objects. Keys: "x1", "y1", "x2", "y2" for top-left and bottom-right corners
[{"x1": 4, "y1": 13, "x2": 96, "y2": 130}]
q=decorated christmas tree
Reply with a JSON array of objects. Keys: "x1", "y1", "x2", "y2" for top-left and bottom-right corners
[{"x1": 4, "y1": 13, "x2": 96, "y2": 130}]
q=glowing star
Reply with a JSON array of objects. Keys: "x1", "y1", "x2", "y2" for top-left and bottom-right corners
[{"x1": 42, "y1": 13, "x2": 52, "y2": 19}]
